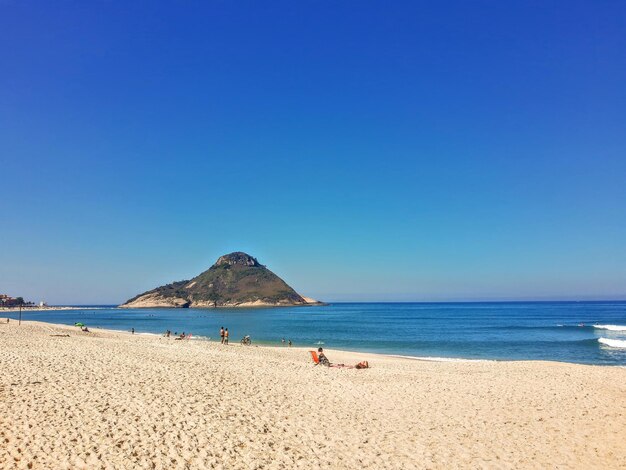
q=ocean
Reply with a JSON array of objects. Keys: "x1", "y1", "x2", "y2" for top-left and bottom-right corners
[{"x1": 7, "y1": 301, "x2": 626, "y2": 365}]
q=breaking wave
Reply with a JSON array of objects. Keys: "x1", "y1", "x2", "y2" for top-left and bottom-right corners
[
  {"x1": 594, "y1": 325, "x2": 626, "y2": 332},
  {"x1": 598, "y1": 338, "x2": 626, "y2": 349}
]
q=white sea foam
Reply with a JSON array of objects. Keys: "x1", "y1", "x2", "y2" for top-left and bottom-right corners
[
  {"x1": 388, "y1": 355, "x2": 492, "y2": 363},
  {"x1": 594, "y1": 325, "x2": 626, "y2": 332},
  {"x1": 598, "y1": 338, "x2": 626, "y2": 349},
  {"x1": 190, "y1": 335, "x2": 211, "y2": 341}
]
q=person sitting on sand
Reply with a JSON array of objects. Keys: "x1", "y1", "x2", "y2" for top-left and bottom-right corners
[
  {"x1": 81, "y1": 326, "x2": 89, "y2": 332},
  {"x1": 316, "y1": 348, "x2": 369, "y2": 369},
  {"x1": 317, "y1": 347, "x2": 331, "y2": 366}
]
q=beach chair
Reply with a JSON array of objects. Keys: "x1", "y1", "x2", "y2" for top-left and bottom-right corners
[{"x1": 309, "y1": 350, "x2": 320, "y2": 364}]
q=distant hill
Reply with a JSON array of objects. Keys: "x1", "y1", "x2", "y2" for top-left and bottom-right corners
[{"x1": 121, "y1": 252, "x2": 321, "y2": 308}]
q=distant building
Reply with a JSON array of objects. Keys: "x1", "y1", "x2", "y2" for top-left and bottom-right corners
[{"x1": 0, "y1": 294, "x2": 26, "y2": 307}]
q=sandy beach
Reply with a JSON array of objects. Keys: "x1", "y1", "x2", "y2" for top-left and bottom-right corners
[
  {"x1": 1, "y1": 321, "x2": 625, "y2": 469},
  {"x1": 0, "y1": 307, "x2": 105, "y2": 313}
]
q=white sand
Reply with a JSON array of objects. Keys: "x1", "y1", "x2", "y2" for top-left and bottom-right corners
[
  {"x1": 0, "y1": 307, "x2": 102, "y2": 313},
  {"x1": 1, "y1": 321, "x2": 625, "y2": 469}
]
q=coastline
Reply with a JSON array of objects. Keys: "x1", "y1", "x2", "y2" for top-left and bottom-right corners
[
  {"x1": 118, "y1": 301, "x2": 327, "y2": 309},
  {"x1": 0, "y1": 318, "x2": 492, "y2": 363},
  {"x1": 1, "y1": 316, "x2": 623, "y2": 366},
  {"x1": 0, "y1": 306, "x2": 109, "y2": 313},
  {"x1": 1, "y1": 320, "x2": 625, "y2": 469},
  {"x1": 0, "y1": 316, "x2": 549, "y2": 365}
]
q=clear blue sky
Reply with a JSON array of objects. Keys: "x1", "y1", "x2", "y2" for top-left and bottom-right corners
[{"x1": 1, "y1": 1, "x2": 625, "y2": 304}]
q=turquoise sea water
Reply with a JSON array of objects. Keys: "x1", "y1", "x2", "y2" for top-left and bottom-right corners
[{"x1": 7, "y1": 302, "x2": 626, "y2": 365}]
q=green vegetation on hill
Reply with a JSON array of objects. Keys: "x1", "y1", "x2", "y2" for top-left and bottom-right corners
[
  {"x1": 122, "y1": 252, "x2": 307, "y2": 307},
  {"x1": 123, "y1": 280, "x2": 190, "y2": 305}
]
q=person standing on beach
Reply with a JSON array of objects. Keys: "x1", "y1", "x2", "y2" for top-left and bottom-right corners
[
  {"x1": 224, "y1": 328, "x2": 229, "y2": 345},
  {"x1": 288, "y1": 339, "x2": 292, "y2": 347},
  {"x1": 220, "y1": 326, "x2": 225, "y2": 344},
  {"x1": 131, "y1": 328, "x2": 135, "y2": 335}
]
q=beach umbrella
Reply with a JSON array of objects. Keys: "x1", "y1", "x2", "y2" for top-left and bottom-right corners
[{"x1": 74, "y1": 322, "x2": 84, "y2": 327}]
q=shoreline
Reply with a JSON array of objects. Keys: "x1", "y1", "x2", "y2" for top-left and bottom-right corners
[
  {"x1": 1, "y1": 319, "x2": 621, "y2": 367},
  {"x1": 0, "y1": 318, "x2": 553, "y2": 365},
  {"x1": 6, "y1": 318, "x2": 626, "y2": 370},
  {"x1": 0, "y1": 306, "x2": 109, "y2": 313},
  {"x1": 118, "y1": 302, "x2": 328, "y2": 309}
]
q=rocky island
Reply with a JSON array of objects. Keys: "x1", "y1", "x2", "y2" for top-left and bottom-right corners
[{"x1": 121, "y1": 252, "x2": 321, "y2": 308}]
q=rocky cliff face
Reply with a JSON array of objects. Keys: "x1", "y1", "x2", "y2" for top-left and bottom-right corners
[
  {"x1": 121, "y1": 252, "x2": 321, "y2": 308},
  {"x1": 215, "y1": 252, "x2": 261, "y2": 267}
]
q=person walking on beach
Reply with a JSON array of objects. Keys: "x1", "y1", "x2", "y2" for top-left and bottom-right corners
[
  {"x1": 224, "y1": 328, "x2": 229, "y2": 345},
  {"x1": 220, "y1": 327, "x2": 225, "y2": 344}
]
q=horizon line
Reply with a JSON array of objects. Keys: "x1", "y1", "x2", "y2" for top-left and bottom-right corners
[{"x1": 41, "y1": 298, "x2": 626, "y2": 307}]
